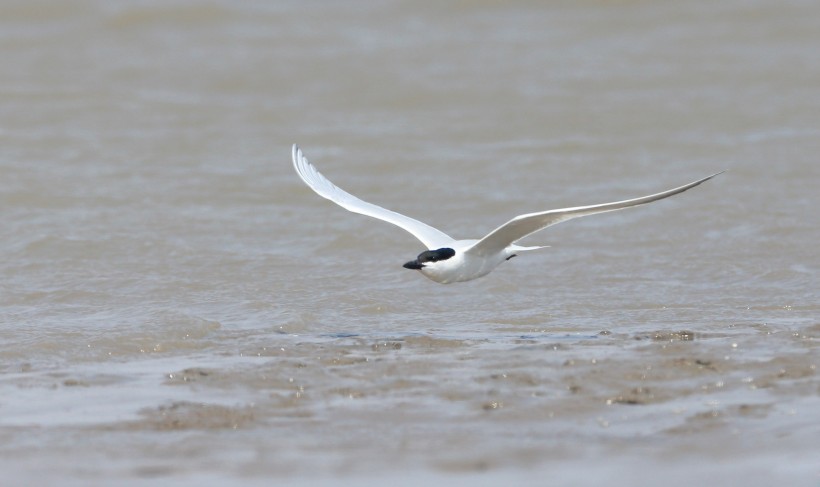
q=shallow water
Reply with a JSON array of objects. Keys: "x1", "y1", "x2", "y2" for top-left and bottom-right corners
[{"x1": 1, "y1": 1, "x2": 818, "y2": 485}]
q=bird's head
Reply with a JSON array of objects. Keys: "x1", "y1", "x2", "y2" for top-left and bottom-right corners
[{"x1": 403, "y1": 247, "x2": 456, "y2": 270}]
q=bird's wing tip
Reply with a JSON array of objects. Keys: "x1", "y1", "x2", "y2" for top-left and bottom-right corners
[{"x1": 703, "y1": 169, "x2": 727, "y2": 182}]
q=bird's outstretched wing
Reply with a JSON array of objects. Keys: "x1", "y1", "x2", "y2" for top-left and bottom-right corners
[
  {"x1": 292, "y1": 144, "x2": 454, "y2": 249},
  {"x1": 466, "y1": 171, "x2": 724, "y2": 257}
]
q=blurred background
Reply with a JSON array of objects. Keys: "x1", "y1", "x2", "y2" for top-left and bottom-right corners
[{"x1": 1, "y1": 1, "x2": 818, "y2": 485}]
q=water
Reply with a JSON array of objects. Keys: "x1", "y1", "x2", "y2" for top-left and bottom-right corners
[{"x1": 1, "y1": 1, "x2": 818, "y2": 485}]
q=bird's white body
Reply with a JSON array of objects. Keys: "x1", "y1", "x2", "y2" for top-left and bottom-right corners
[
  {"x1": 418, "y1": 239, "x2": 482, "y2": 284},
  {"x1": 414, "y1": 240, "x2": 544, "y2": 283},
  {"x1": 291, "y1": 144, "x2": 722, "y2": 284}
]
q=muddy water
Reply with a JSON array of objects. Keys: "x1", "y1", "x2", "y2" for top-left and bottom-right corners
[{"x1": 0, "y1": 1, "x2": 818, "y2": 485}]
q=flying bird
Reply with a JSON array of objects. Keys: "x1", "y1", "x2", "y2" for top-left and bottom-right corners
[{"x1": 292, "y1": 144, "x2": 722, "y2": 284}]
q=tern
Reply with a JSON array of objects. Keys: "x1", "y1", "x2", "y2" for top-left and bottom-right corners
[{"x1": 292, "y1": 144, "x2": 722, "y2": 284}]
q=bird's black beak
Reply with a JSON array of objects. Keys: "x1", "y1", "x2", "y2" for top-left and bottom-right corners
[{"x1": 403, "y1": 260, "x2": 423, "y2": 270}]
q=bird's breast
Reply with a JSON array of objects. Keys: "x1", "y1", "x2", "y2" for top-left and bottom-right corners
[{"x1": 419, "y1": 247, "x2": 507, "y2": 284}]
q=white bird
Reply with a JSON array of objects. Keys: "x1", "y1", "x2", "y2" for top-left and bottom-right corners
[{"x1": 292, "y1": 144, "x2": 722, "y2": 284}]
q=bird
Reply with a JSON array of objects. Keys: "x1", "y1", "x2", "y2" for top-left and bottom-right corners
[{"x1": 291, "y1": 144, "x2": 722, "y2": 284}]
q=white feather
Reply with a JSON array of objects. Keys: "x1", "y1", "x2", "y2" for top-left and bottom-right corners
[{"x1": 291, "y1": 144, "x2": 722, "y2": 284}]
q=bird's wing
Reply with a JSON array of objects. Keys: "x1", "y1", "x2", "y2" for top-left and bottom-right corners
[
  {"x1": 466, "y1": 171, "x2": 724, "y2": 257},
  {"x1": 292, "y1": 144, "x2": 454, "y2": 249}
]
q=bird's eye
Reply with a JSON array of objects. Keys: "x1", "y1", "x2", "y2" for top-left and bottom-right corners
[{"x1": 417, "y1": 251, "x2": 436, "y2": 263}]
